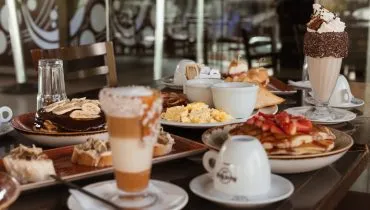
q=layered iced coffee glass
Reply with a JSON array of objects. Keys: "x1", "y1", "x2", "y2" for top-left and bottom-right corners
[
  {"x1": 99, "y1": 86, "x2": 162, "y2": 208},
  {"x1": 304, "y1": 4, "x2": 348, "y2": 120}
]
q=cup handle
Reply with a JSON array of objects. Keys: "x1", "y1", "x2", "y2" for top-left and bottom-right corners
[
  {"x1": 0, "y1": 106, "x2": 13, "y2": 123},
  {"x1": 202, "y1": 150, "x2": 218, "y2": 174},
  {"x1": 343, "y1": 89, "x2": 351, "y2": 103}
]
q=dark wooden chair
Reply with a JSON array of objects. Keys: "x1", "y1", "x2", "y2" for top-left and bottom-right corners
[
  {"x1": 241, "y1": 27, "x2": 279, "y2": 72},
  {"x1": 30, "y1": 42, "x2": 118, "y2": 87}
]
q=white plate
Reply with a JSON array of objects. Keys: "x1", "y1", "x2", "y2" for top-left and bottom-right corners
[
  {"x1": 0, "y1": 122, "x2": 13, "y2": 137},
  {"x1": 304, "y1": 96, "x2": 364, "y2": 109},
  {"x1": 190, "y1": 173, "x2": 294, "y2": 208},
  {"x1": 19, "y1": 132, "x2": 108, "y2": 147},
  {"x1": 161, "y1": 105, "x2": 278, "y2": 129},
  {"x1": 284, "y1": 106, "x2": 356, "y2": 125},
  {"x1": 202, "y1": 126, "x2": 353, "y2": 174},
  {"x1": 159, "y1": 77, "x2": 183, "y2": 90},
  {"x1": 67, "y1": 180, "x2": 188, "y2": 210}
]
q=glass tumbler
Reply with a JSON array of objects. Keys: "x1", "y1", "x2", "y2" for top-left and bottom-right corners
[{"x1": 36, "y1": 59, "x2": 67, "y2": 110}]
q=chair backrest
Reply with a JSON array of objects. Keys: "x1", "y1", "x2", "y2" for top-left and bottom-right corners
[{"x1": 31, "y1": 42, "x2": 118, "y2": 87}]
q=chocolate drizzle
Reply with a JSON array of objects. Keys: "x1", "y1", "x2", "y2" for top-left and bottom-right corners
[
  {"x1": 304, "y1": 32, "x2": 348, "y2": 58},
  {"x1": 35, "y1": 109, "x2": 106, "y2": 132}
]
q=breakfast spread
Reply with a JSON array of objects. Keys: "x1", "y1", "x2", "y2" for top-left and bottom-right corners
[
  {"x1": 154, "y1": 127, "x2": 175, "y2": 156},
  {"x1": 161, "y1": 92, "x2": 188, "y2": 111},
  {"x1": 3, "y1": 145, "x2": 56, "y2": 184},
  {"x1": 229, "y1": 112, "x2": 335, "y2": 155},
  {"x1": 71, "y1": 138, "x2": 112, "y2": 167},
  {"x1": 34, "y1": 98, "x2": 106, "y2": 132},
  {"x1": 161, "y1": 102, "x2": 233, "y2": 123}
]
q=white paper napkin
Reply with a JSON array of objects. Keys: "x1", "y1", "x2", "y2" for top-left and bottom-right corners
[
  {"x1": 70, "y1": 182, "x2": 184, "y2": 210},
  {"x1": 288, "y1": 80, "x2": 311, "y2": 89}
]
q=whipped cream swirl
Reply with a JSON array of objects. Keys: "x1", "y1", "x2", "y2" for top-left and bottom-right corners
[{"x1": 307, "y1": 4, "x2": 345, "y2": 33}]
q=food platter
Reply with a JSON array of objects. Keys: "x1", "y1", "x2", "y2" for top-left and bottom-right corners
[
  {"x1": 160, "y1": 105, "x2": 278, "y2": 129},
  {"x1": 201, "y1": 123, "x2": 353, "y2": 173},
  {"x1": 0, "y1": 134, "x2": 207, "y2": 191}
]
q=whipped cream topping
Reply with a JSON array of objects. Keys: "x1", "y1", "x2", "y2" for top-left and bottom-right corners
[
  {"x1": 307, "y1": 4, "x2": 345, "y2": 33},
  {"x1": 99, "y1": 86, "x2": 153, "y2": 118}
]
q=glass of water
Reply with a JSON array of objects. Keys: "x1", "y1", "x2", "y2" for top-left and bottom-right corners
[{"x1": 36, "y1": 59, "x2": 67, "y2": 110}]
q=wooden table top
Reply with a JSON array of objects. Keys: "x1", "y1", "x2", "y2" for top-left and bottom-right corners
[{"x1": 1, "y1": 81, "x2": 369, "y2": 210}]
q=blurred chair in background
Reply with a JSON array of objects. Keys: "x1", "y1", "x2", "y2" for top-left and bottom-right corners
[{"x1": 30, "y1": 42, "x2": 118, "y2": 87}]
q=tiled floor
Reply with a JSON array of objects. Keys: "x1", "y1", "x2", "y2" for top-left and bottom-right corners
[{"x1": 0, "y1": 56, "x2": 369, "y2": 207}]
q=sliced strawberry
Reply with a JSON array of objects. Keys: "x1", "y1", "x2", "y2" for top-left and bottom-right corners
[
  {"x1": 270, "y1": 125, "x2": 285, "y2": 134},
  {"x1": 255, "y1": 119, "x2": 263, "y2": 128},
  {"x1": 296, "y1": 119, "x2": 313, "y2": 133},
  {"x1": 262, "y1": 123, "x2": 270, "y2": 131},
  {"x1": 258, "y1": 112, "x2": 274, "y2": 120},
  {"x1": 246, "y1": 117, "x2": 255, "y2": 125},
  {"x1": 282, "y1": 121, "x2": 297, "y2": 135},
  {"x1": 275, "y1": 112, "x2": 290, "y2": 124}
]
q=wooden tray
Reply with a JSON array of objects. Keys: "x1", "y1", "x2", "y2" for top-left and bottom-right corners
[{"x1": 0, "y1": 135, "x2": 207, "y2": 191}]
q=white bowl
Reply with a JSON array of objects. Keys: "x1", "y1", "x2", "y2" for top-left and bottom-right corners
[{"x1": 184, "y1": 79, "x2": 223, "y2": 106}]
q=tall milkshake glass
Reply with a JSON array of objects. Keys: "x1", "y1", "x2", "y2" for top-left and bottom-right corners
[
  {"x1": 303, "y1": 4, "x2": 348, "y2": 120},
  {"x1": 99, "y1": 86, "x2": 162, "y2": 208}
]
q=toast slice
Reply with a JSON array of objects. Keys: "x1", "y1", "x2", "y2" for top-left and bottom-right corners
[
  {"x1": 185, "y1": 64, "x2": 200, "y2": 80},
  {"x1": 154, "y1": 128, "x2": 175, "y2": 156},
  {"x1": 255, "y1": 87, "x2": 285, "y2": 109},
  {"x1": 71, "y1": 138, "x2": 112, "y2": 167},
  {"x1": 3, "y1": 145, "x2": 56, "y2": 184}
]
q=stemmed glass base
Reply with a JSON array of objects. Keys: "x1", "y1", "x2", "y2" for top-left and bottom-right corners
[
  {"x1": 111, "y1": 189, "x2": 158, "y2": 208},
  {"x1": 304, "y1": 103, "x2": 344, "y2": 121}
]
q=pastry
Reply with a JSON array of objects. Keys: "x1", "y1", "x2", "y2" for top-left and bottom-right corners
[
  {"x1": 228, "y1": 57, "x2": 249, "y2": 75},
  {"x1": 34, "y1": 98, "x2": 106, "y2": 132},
  {"x1": 254, "y1": 87, "x2": 285, "y2": 109},
  {"x1": 71, "y1": 138, "x2": 112, "y2": 167},
  {"x1": 3, "y1": 145, "x2": 56, "y2": 184},
  {"x1": 229, "y1": 112, "x2": 335, "y2": 155},
  {"x1": 225, "y1": 67, "x2": 269, "y2": 87},
  {"x1": 154, "y1": 127, "x2": 175, "y2": 156}
]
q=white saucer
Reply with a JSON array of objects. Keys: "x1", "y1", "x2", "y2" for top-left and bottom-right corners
[
  {"x1": 0, "y1": 122, "x2": 13, "y2": 137},
  {"x1": 67, "y1": 180, "x2": 188, "y2": 210},
  {"x1": 284, "y1": 106, "x2": 356, "y2": 125},
  {"x1": 189, "y1": 173, "x2": 294, "y2": 208},
  {"x1": 304, "y1": 96, "x2": 364, "y2": 109},
  {"x1": 159, "y1": 77, "x2": 183, "y2": 90}
]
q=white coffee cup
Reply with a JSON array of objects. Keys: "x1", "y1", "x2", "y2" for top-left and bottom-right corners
[
  {"x1": 211, "y1": 82, "x2": 259, "y2": 118},
  {"x1": 329, "y1": 75, "x2": 353, "y2": 106},
  {"x1": 0, "y1": 106, "x2": 13, "y2": 125},
  {"x1": 203, "y1": 135, "x2": 271, "y2": 196},
  {"x1": 184, "y1": 79, "x2": 223, "y2": 106},
  {"x1": 173, "y1": 59, "x2": 196, "y2": 86}
]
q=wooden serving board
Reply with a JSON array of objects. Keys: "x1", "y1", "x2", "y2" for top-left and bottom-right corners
[{"x1": 0, "y1": 135, "x2": 207, "y2": 191}]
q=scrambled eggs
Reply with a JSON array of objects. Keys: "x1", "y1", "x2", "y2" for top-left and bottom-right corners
[{"x1": 161, "y1": 102, "x2": 233, "y2": 123}]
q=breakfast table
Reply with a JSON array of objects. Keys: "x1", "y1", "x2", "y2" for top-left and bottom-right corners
[{"x1": 1, "y1": 81, "x2": 369, "y2": 210}]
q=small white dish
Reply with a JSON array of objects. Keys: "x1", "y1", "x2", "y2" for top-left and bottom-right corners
[
  {"x1": 202, "y1": 126, "x2": 353, "y2": 174},
  {"x1": 0, "y1": 122, "x2": 13, "y2": 137},
  {"x1": 190, "y1": 173, "x2": 294, "y2": 208},
  {"x1": 67, "y1": 180, "x2": 188, "y2": 210},
  {"x1": 304, "y1": 96, "x2": 364, "y2": 109},
  {"x1": 284, "y1": 106, "x2": 356, "y2": 125},
  {"x1": 159, "y1": 77, "x2": 183, "y2": 90},
  {"x1": 184, "y1": 79, "x2": 223, "y2": 106},
  {"x1": 211, "y1": 82, "x2": 259, "y2": 119},
  {"x1": 161, "y1": 105, "x2": 278, "y2": 129}
]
